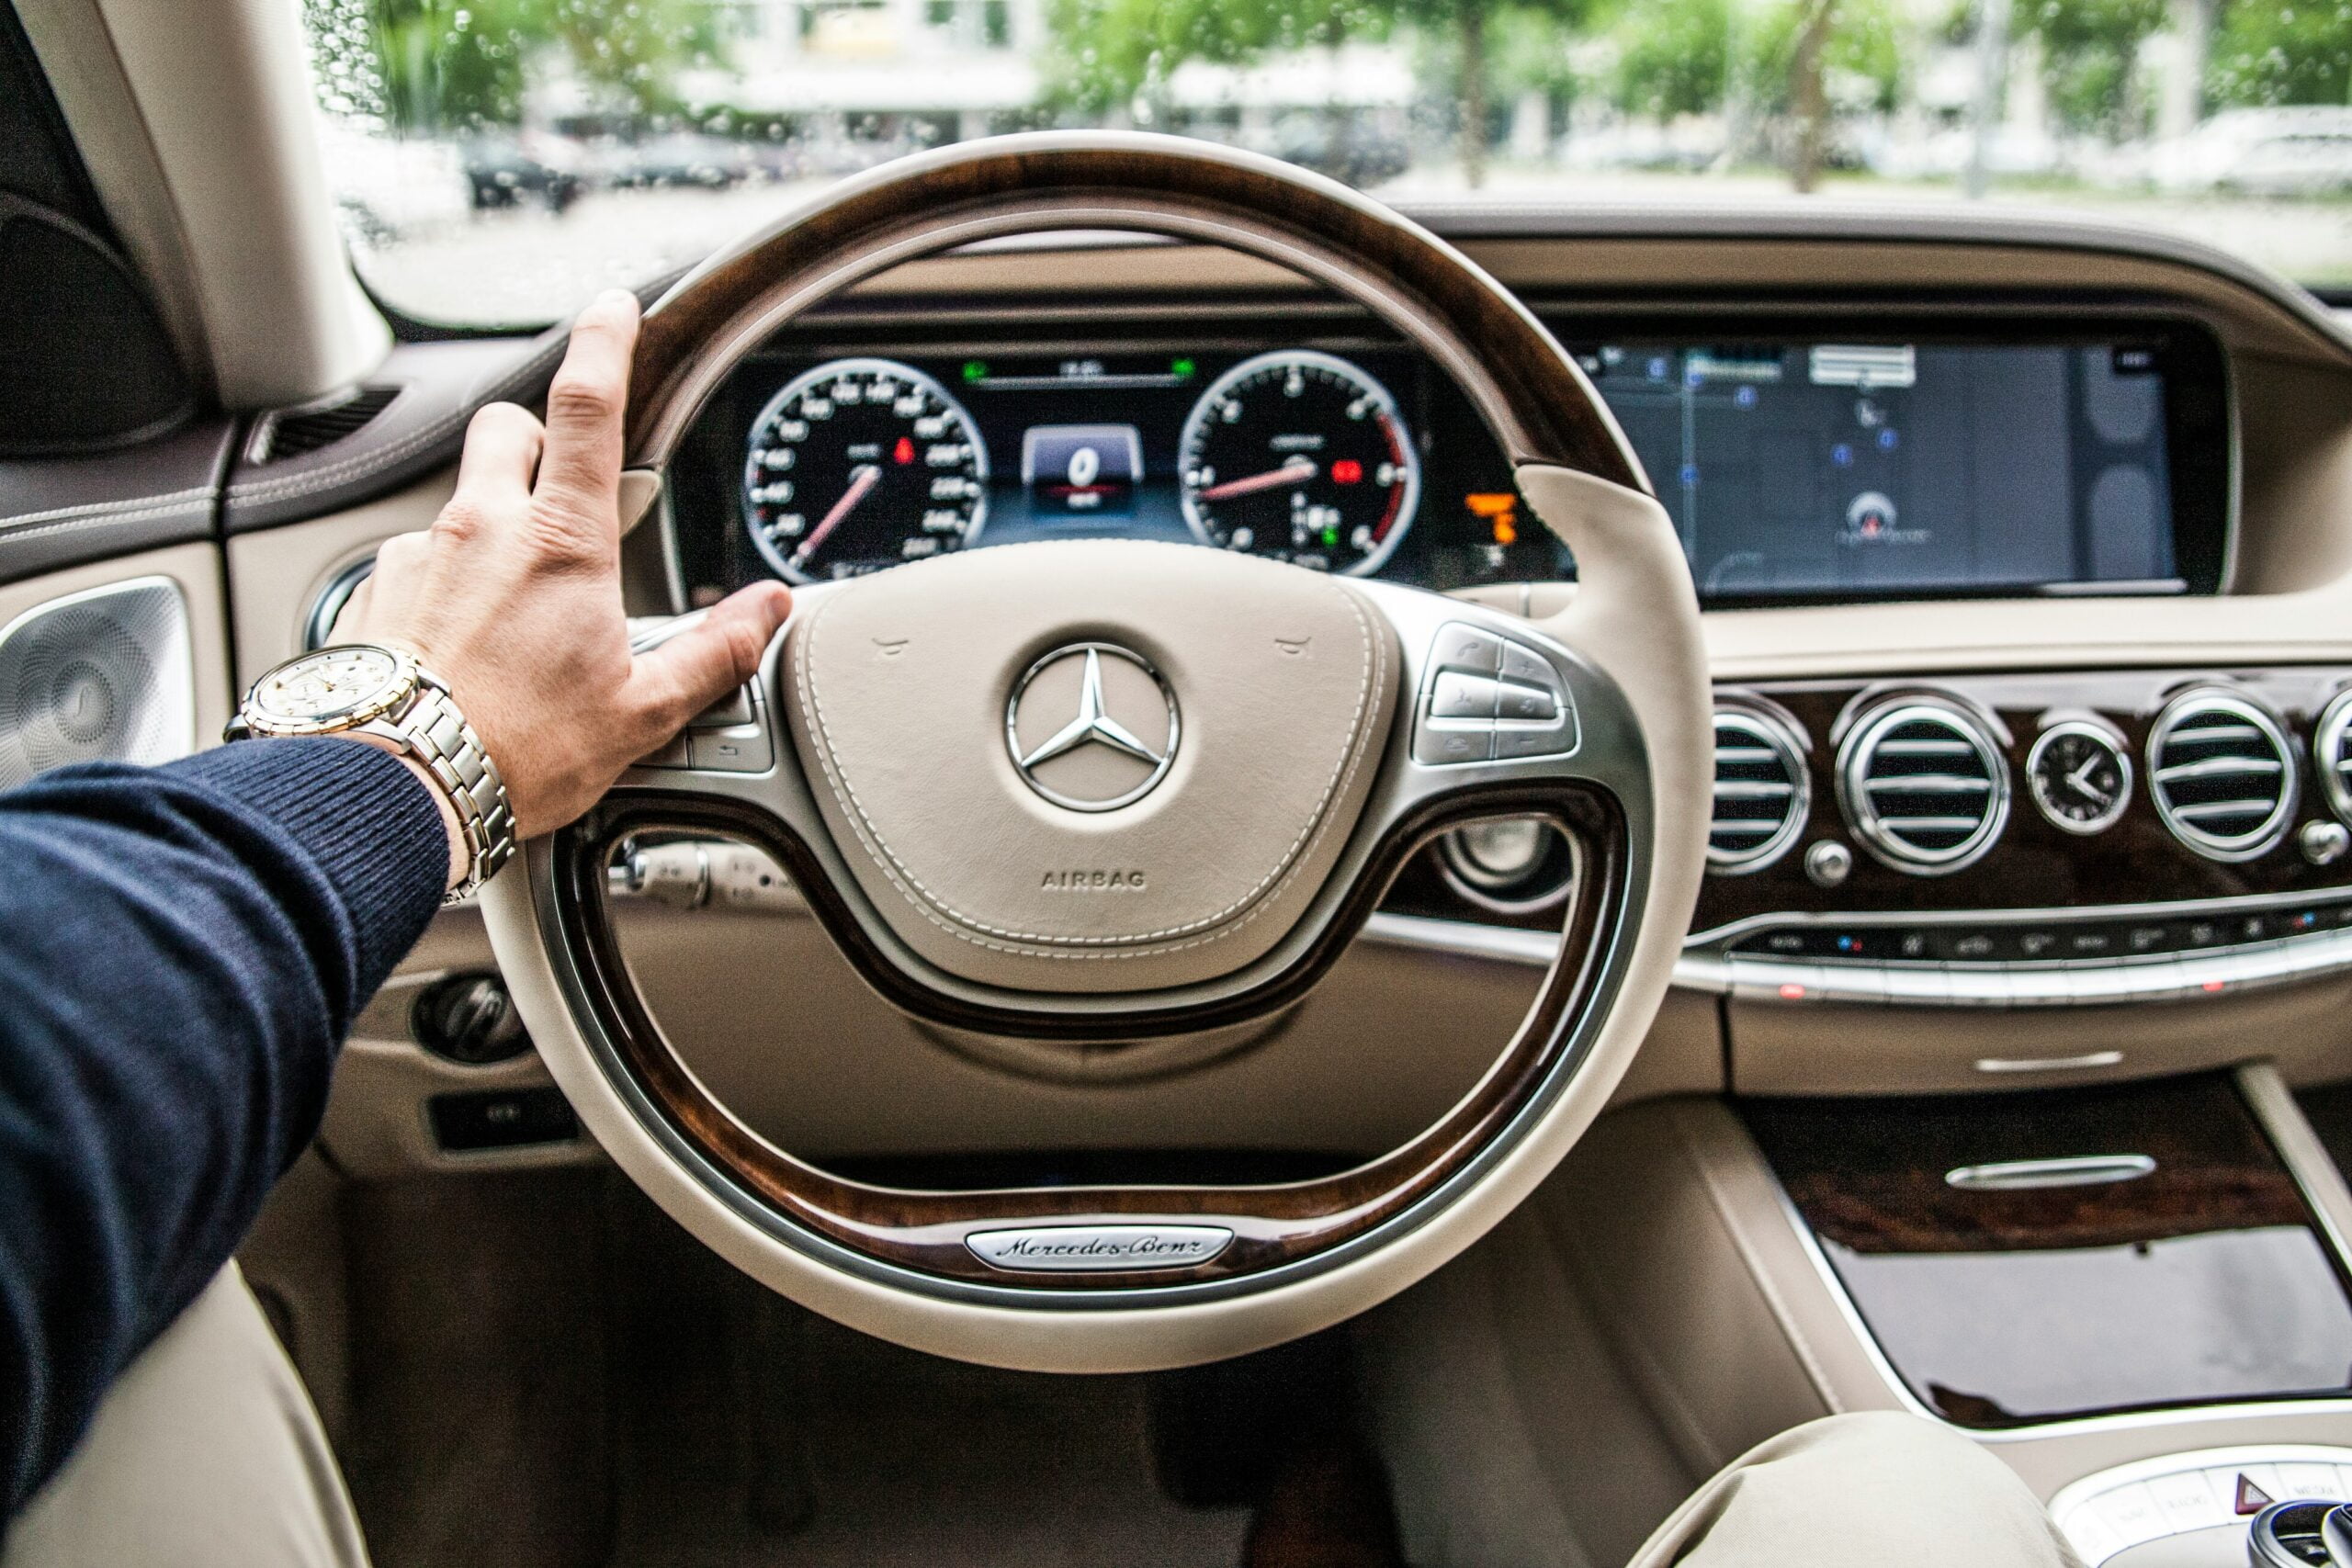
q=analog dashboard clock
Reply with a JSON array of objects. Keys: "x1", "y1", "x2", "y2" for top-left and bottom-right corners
[{"x1": 2026, "y1": 719, "x2": 2133, "y2": 835}]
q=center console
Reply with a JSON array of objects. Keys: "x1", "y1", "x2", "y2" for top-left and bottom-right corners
[{"x1": 1738, "y1": 1071, "x2": 2352, "y2": 1566}]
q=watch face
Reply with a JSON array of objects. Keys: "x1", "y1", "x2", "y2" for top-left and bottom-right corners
[
  {"x1": 250, "y1": 646, "x2": 409, "y2": 729},
  {"x1": 2028, "y1": 723, "x2": 2132, "y2": 835}
]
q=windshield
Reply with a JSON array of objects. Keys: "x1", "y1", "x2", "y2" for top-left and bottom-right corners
[{"x1": 300, "y1": 0, "x2": 2352, "y2": 327}]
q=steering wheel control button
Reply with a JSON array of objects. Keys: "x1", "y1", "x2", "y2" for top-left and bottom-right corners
[
  {"x1": 1498, "y1": 682, "x2": 1558, "y2": 723},
  {"x1": 1416, "y1": 723, "x2": 1493, "y2": 766},
  {"x1": 965, "y1": 1224, "x2": 1234, "y2": 1273},
  {"x1": 1006, "y1": 642, "x2": 1180, "y2": 813},
  {"x1": 690, "y1": 722, "x2": 773, "y2": 773},
  {"x1": 1427, "y1": 622, "x2": 1502, "y2": 676},
  {"x1": 1415, "y1": 622, "x2": 1577, "y2": 766},
  {"x1": 1430, "y1": 671, "x2": 1499, "y2": 719},
  {"x1": 638, "y1": 681, "x2": 771, "y2": 771}
]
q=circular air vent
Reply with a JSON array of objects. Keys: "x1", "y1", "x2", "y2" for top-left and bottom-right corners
[
  {"x1": 1836, "y1": 698, "x2": 2009, "y2": 875},
  {"x1": 1708, "y1": 705, "x2": 1809, "y2": 874},
  {"x1": 2314, "y1": 688, "x2": 2352, "y2": 827},
  {"x1": 2147, "y1": 689, "x2": 2297, "y2": 862}
]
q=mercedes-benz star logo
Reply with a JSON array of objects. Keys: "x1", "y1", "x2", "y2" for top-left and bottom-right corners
[{"x1": 1005, "y1": 643, "x2": 1180, "y2": 812}]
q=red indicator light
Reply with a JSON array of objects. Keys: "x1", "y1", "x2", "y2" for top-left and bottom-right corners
[
  {"x1": 893, "y1": 436, "x2": 915, "y2": 465},
  {"x1": 1777, "y1": 982, "x2": 1806, "y2": 1000},
  {"x1": 1331, "y1": 458, "x2": 1363, "y2": 485},
  {"x1": 2201, "y1": 979, "x2": 2226, "y2": 993}
]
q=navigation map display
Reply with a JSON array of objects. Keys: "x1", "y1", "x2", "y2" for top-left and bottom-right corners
[{"x1": 1576, "y1": 340, "x2": 2185, "y2": 599}]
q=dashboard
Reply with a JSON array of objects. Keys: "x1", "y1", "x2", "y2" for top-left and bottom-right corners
[{"x1": 667, "y1": 313, "x2": 2233, "y2": 611}]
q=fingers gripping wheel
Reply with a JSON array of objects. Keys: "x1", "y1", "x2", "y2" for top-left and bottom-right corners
[{"x1": 480, "y1": 132, "x2": 1711, "y2": 1373}]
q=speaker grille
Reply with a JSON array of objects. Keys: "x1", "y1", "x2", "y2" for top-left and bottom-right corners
[{"x1": 0, "y1": 579, "x2": 192, "y2": 788}]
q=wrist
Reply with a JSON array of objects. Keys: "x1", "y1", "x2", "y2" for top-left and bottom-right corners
[
  {"x1": 232, "y1": 643, "x2": 515, "y2": 901},
  {"x1": 338, "y1": 734, "x2": 469, "y2": 893}
]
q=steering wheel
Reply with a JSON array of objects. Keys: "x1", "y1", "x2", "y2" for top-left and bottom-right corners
[{"x1": 481, "y1": 131, "x2": 1710, "y2": 1373}]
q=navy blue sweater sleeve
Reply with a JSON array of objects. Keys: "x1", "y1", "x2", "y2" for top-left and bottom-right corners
[{"x1": 0, "y1": 737, "x2": 447, "y2": 1510}]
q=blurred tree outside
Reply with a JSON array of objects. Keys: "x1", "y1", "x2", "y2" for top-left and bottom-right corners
[
  {"x1": 2207, "y1": 0, "x2": 2352, "y2": 108},
  {"x1": 1045, "y1": 0, "x2": 1596, "y2": 186},
  {"x1": 2016, "y1": 0, "x2": 2165, "y2": 138},
  {"x1": 304, "y1": 0, "x2": 726, "y2": 132}
]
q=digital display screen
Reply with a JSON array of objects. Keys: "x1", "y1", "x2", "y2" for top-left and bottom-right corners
[
  {"x1": 1575, "y1": 340, "x2": 2185, "y2": 599},
  {"x1": 681, "y1": 327, "x2": 2222, "y2": 605}
]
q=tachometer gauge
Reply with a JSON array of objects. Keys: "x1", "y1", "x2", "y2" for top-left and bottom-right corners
[
  {"x1": 741, "y1": 358, "x2": 989, "y2": 582},
  {"x1": 1177, "y1": 350, "x2": 1419, "y2": 574}
]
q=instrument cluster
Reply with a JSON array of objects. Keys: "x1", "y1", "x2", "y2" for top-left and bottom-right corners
[
  {"x1": 737, "y1": 348, "x2": 1432, "y2": 582},
  {"x1": 673, "y1": 341, "x2": 1562, "y2": 603}
]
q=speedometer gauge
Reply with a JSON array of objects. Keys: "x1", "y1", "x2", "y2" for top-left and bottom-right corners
[
  {"x1": 741, "y1": 358, "x2": 988, "y2": 583},
  {"x1": 1177, "y1": 351, "x2": 1419, "y2": 574}
]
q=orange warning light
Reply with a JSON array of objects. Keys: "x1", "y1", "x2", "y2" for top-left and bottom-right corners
[{"x1": 1465, "y1": 491, "x2": 1518, "y2": 545}]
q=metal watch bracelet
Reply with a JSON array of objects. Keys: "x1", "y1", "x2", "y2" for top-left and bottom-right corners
[{"x1": 397, "y1": 676, "x2": 516, "y2": 903}]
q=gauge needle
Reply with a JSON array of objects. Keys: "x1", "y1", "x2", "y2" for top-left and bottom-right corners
[
  {"x1": 1197, "y1": 457, "x2": 1317, "y2": 502},
  {"x1": 792, "y1": 463, "x2": 881, "y2": 565},
  {"x1": 2066, "y1": 755, "x2": 2109, "y2": 801}
]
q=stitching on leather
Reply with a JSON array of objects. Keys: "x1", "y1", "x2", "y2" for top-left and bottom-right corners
[
  {"x1": 795, "y1": 547, "x2": 1386, "y2": 958},
  {"x1": 0, "y1": 488, "x2": 212, "y2": 535},
  {"x1": 225, "y1": 337, "x2": 568, "y2": 503}
]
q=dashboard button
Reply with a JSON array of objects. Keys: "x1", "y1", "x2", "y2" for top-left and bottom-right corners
[
  {"x1": 1498, "y1": 640, "x2": 1562, "y2": 689},
  {"x1": 691, "y1": 723, "x2": 773, "y2": 773},
  {"x1": 2125, "y1": 923, "x2": 2171, "y2": 953},
  {"x1": 1496, "y1": 682, "x2": 1558, "y2": 722},
  {"x1": 1429, "y1": 624, "x2": 1502, "y2": 675},
  {"x1": 2064, "y1": 928, "x2": 2118, "y2": 959},
  {"x1": 1495, "y1": 718, "x2": 1577, "y2": 761},
  {"x1": 1929, "y1": 928, "x2": 1998, "y2": 962},
  {"x1": 2014, "y1": 929, "x2": 2062, "y2": 960},
  {"x1": 1414, "y1": 725, "x2": 1492, "y2": 766},
  {"x1": 1430, "y1": 671, "x2": 1499, "y2": 719},
  {"x1": 690, "y1": 683, "x2": 756, "y2": 728}
]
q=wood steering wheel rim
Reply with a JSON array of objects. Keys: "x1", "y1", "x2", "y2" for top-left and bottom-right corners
[{"x1": 480, "y1": 131, "x2": 1713, "y2": 1373}]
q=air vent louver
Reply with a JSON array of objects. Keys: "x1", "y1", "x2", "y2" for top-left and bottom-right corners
[
  {"x1": 249, "y1": 387, "x2": 397, "y2": 464},
  {"x1": 1837, "y1": 698, "x2": 2008, "y2": 874},
  {"x1": 1709, "y1": 706, "x2": 1809, "y2": 874},
  {"x1": 2148, "y1": 690, "x2": 2296, "y2": 862},
  {"x1": 2315, "y1": 689, "x2": 2352, "y2": 828}
]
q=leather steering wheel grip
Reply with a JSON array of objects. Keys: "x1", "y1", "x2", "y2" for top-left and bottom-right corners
[{"x1": 478, "y1": 131, "x2": 1712, "y2": 1373}]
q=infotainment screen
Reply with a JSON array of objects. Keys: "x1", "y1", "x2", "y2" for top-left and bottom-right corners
[{"x1": 1566, "y1": 333, "x2": 2225, "y2": 602}]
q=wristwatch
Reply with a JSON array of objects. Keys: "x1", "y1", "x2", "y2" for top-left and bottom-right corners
[{"x1": 227, "y1": 644, "x2": 515, "y2": 901}]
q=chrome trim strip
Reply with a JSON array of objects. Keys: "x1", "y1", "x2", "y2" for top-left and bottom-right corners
[
  {"x1": 1974, "y1": 1051, "x2": 2126, "y2": 1075},
  {"x1": 1945, "y1": 1155, "x2": 2154, "y2": 1191},
  {"x1": 1357, "y1": 911, "x2": 1561, "y2": 967}
]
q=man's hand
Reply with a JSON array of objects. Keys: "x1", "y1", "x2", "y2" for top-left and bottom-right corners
[{"x1": 338, "y1": 289, "x2": 793, "y2": 841}]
